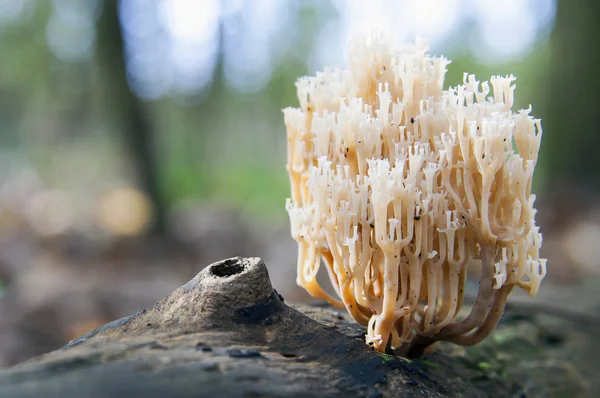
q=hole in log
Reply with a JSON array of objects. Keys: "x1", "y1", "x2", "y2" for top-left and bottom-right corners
[
  {"x1": 210, "y1": 258, "x2": 246, "y2": 278},
  {"x1": 281, "y1": 352, "x2": 297, "y2": 358}
]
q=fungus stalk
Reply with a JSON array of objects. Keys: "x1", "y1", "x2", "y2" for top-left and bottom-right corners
[{"x1": 284, "y1": 32, "x2": 546, "y2": 357}]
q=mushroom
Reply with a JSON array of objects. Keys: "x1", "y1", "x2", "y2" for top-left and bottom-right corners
[{"x1": 283, "y1": 32, "x2": 546, "y2": 357}]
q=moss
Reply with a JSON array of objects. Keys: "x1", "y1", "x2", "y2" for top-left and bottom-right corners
[
  {"x1": 419, "y1": 359, "x2": 440, "y2": 369},
  {"x1": 477, "y1": 362, "x2": 493, "y2": 371},
  {"x1": 378, "y1": 353, "x2": 395, "y2": 364}
]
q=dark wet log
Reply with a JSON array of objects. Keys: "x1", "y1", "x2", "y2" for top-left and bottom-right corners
[{"x1": 0, "y1": 257, "x2": 596, "y2": 397}]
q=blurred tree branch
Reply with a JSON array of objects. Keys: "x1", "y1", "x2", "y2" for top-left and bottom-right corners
[{"x1": 96, "y1": 0, "x2": 167, "y2": 236}]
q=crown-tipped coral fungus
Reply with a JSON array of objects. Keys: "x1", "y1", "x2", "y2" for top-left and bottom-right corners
[{"x1": 284, "y1": 32, "x2": 546, "y2": 357}]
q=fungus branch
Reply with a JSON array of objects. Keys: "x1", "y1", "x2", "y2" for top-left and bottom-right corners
[{"x1": 284, "y1": 32, "x2": 546, "y2": 356}]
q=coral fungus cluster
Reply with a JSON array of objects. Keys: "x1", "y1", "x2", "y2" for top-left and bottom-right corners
[{"x1": 284, "y1": 32, "x2": 546, "y2": 356}]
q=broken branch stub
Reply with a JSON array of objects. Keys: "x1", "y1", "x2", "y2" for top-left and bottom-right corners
[{"x1": 67, "y1": 257, "x2": 284, "y2": 343}]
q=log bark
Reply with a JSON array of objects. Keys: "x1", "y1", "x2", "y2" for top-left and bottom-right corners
[{"x1": 0, "y1": 257, "x2": 596, "y2": 397}]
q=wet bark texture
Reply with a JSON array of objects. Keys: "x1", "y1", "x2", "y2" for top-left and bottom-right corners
[{"x1": 0, "y1": 257, "x2": 597, "y2": 398}]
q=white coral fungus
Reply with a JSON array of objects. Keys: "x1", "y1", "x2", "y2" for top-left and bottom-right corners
[{"x1": 284, "y1": 32, "x2": 546, "y2": 356}]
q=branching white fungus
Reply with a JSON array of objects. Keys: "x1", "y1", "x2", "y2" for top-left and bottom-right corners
[{"x1": 284, "y1": 32, "x2": 546, "y2": 356}]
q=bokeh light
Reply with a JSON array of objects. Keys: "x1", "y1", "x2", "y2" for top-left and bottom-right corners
[{"x1": 112, "y1": 0, "x2": 558, "y2": 100}]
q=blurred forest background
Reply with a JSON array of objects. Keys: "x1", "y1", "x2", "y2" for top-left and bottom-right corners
[{"x1": 1, "y1": 0, "x2": 600, "y2": 367}]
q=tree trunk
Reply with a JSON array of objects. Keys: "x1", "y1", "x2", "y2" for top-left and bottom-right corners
[
  {"x1": 96, "y1": 0, "x2": 168, "y2": 236},
  {"x1": 545, "y1": 0, "x2": 600, "y2": 189}
]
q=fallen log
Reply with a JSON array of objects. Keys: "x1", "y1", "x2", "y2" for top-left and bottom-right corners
[{"x1": 0, "y1": 257, "x2": 595, "y2": 397}]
